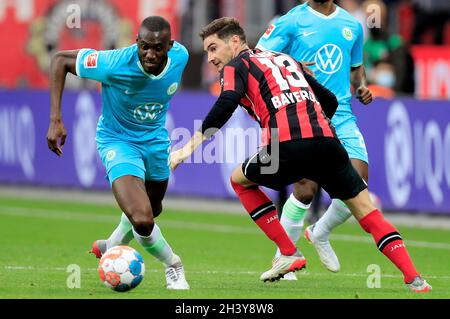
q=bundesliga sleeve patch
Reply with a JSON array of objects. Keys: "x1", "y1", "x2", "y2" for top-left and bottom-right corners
[
  {"x1": 263, "y1": 24, "x2": 276, "y2": 39},
  {"x1": 84, "y1": 52, "x2": 98, "y2": 68},
  {"x1": 223, "y1": 66, "x2": 235, "y2": 91}
]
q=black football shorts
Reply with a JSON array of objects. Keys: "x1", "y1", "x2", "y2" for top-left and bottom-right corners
[{"x1": 242, "y1": 137, "x2": 367, "y2": 200}]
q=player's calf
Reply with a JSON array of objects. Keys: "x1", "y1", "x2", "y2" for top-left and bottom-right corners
[
  {"x1": 357, "y1": 208, "x2": 432, "y2": 292},
  {"x1": 230, "y1": 176, "x2": 297, "y2": 256}
]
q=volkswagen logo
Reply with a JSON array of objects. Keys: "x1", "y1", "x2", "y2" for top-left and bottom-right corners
[
  {"x1": 315, "y1": 44, "x2": 343, "y2": 74},
  {"x1": 133, "y1": 103, "x2": 164, "y2": 122}
]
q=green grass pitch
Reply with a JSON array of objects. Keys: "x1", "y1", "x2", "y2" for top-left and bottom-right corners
[{"x1": 0, "y1": 196, "x2": 449, "y2": 299}]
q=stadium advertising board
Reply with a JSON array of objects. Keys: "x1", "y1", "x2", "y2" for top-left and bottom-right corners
[
  {"x1": 0, "y1": 90, "x2": 449, "y2": 214},
  {"x1": 411, "y1": 46, "x2": 450, "y2": 100}
]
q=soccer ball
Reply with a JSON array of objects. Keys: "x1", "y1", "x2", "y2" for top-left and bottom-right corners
[{"x1": 98, "y1": 245, "x2": 145, "y2": 292}]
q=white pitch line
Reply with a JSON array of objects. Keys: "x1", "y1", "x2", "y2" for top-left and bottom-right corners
[
  {"x1": 329, "y1": 234, "x2": 450, "y2": 250},
  {"x1": 1, "y1": 205, "x2": 450, "y2": 250},
  {"x1": 3, "y1": 265, "x2": 450, "y2": 280}
]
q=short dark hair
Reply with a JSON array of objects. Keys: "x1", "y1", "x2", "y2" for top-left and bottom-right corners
[
  {"x1": 199, "y1": 17, "x2": 246, "y2": 43},
  {"x1": 140, "y1": 16, "x2": 171, "y2": 34}
]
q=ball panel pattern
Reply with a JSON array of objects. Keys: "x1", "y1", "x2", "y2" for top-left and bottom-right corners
[{"x1": 98, "y1": 245, "x2": 145, "y2": 292}]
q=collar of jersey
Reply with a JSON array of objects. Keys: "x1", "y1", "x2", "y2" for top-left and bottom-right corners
[
  {"x1": 238, "y1": 49, "x2": 250, "y2": 56},
  {"x1": 306, "y1": 4, "x2": 340, "y2": 19},
  {"x1": 137, "y1": 57, "x2": 171, "y2": 79}
]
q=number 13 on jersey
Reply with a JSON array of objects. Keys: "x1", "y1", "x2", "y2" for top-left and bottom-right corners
[{"x1": 258, "y1": 54, "x2": 308, "y2": 90}]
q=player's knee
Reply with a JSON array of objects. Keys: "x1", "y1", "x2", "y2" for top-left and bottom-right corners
[
  {"x1": 130, "y1": 209, "x2": 154, "y2": 236},
  {"x1": 293, "y1": 182, "x2": 318, "y2": 205},
  {"x1": 133, "y1": 218, "x2": 154, "y2": 237},
  {"x1": 230, "y1": 176, "x2": 253, "y2": 194},
  {"x1": 351, "y1": 160, "x2": 369, "y2": 182},
  {"x1": 360, "y1": 172, "x2": 369, "y2": 183},
  {"x1": 344, "y1": 192, "x2": 375, "y2": 222},
  {"x1": 230, "y1": 176, "x2": 244, "y2": 193},
  {"x1": 151, "y1": 203, "x2": 163, "y2": 218}
]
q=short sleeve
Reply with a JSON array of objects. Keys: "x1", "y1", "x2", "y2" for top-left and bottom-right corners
[
  {"x1": 171, "y1": 41, "x2": 190, "y2": 70},
  {"x1": 256, "y1": 13, "x2": 295, "y2": 53},
  {"x1": 351, "y1": 22, "x2": 364, "y2": 67},
  {"x1": 76, "y1": 48, "x2": 118, "y2": 84},
  {"x1": 220, "y1": 58, "x2": 248, "y2": 99}
]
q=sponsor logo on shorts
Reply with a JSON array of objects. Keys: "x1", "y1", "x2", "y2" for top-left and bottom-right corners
[{"x1": 106, "y1": 150, "x2": 116, "y2": 161}]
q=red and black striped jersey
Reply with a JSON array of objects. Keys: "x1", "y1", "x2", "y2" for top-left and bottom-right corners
[{"x1": 220, "y1": 49, "x2": 337, "y2": 145}]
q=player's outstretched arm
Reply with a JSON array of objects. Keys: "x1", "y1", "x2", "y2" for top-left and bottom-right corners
[
  {"x1": 170, "y1": 91, "x2": 240, "y2": 171},
  {"x1": 46, "y1": 50, "x2": 79, "y2": 156},
  {"x1": 351, "y1": 65, "x2": 373, "y2": 105},
  {"x1": 170, "y1": 131, "x2": 207, "y2": 171}
]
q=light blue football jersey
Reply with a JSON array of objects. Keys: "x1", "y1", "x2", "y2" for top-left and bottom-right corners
[
  {"x1": 256, "y1": 3, "x2": 364, "y2": 125},
  {"x1": 76, "y1": 41, "x2": 189, "y2": 143}
]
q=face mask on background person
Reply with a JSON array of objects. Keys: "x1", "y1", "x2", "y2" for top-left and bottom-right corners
[{"x1": 374, "y1": 70, "x2": 395, "y2": 88}]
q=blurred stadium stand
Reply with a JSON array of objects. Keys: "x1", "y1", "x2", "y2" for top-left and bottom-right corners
[
  {"x1": 0, "y1": 0, "x2": 449, "y2": 215},
  {"x1": 1, "y1": 0, "x2": 449, "y2": 96}
]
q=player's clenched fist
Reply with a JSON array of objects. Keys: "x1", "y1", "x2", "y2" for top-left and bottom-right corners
[
  {"x1": 300, "y1": 61, "x2": 315, "y2": 78},
  {"x1": 46, "y1": 119, "x2": 67, "y2": 156},
  {"x1": 356, "y1": 85, "x2": 373, "y2": 105}
]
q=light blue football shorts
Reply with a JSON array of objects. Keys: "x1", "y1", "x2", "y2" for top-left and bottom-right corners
[
  {"x1": 332, "y1": 116, "x2": 369, "y2": 164},
  {"x1": 97, "y1": 138, "x2": 171, "y2": 186}
]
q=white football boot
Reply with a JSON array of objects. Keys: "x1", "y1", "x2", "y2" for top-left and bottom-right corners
[
  {"x1": 165, "y1": 254, "x2": 190, "y2": 290},
  {"x1": 280, "y1": 272, "x2": 298, "y2": 281},
  {"x1": 90, "y1": 239, "x2": 107, "y2": 259},
  {"x1": 304, "y1": 224, "x2": 340, "y2": 272},
  {"x1": 406, "y1": 276, "x2": 432, "y2": 293},
  {"x1": 260, "y1": 250, "x2": 306, "y2": 282}
]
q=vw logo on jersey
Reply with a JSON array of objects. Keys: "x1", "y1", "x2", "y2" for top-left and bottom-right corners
[
  {"x1": 133, "y1": 103, "x2": 164, "y2": 122},
  {"x1": 315, "y1": 44, "x2": 343, "y2": 74}
]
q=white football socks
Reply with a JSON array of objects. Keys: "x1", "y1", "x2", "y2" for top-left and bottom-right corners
[
  {"x1": 132, "y1": 224, "x2": 175, "y2": 267},
  {"x1": 312, "y1": 199, "x2": 352, "y2": 241},
  {"x1": 275, "y1": 193, "x2": 310, "y2": 258},
  {"x1": 106, "y1": 213, "x2": 134, "y2": 249}
]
